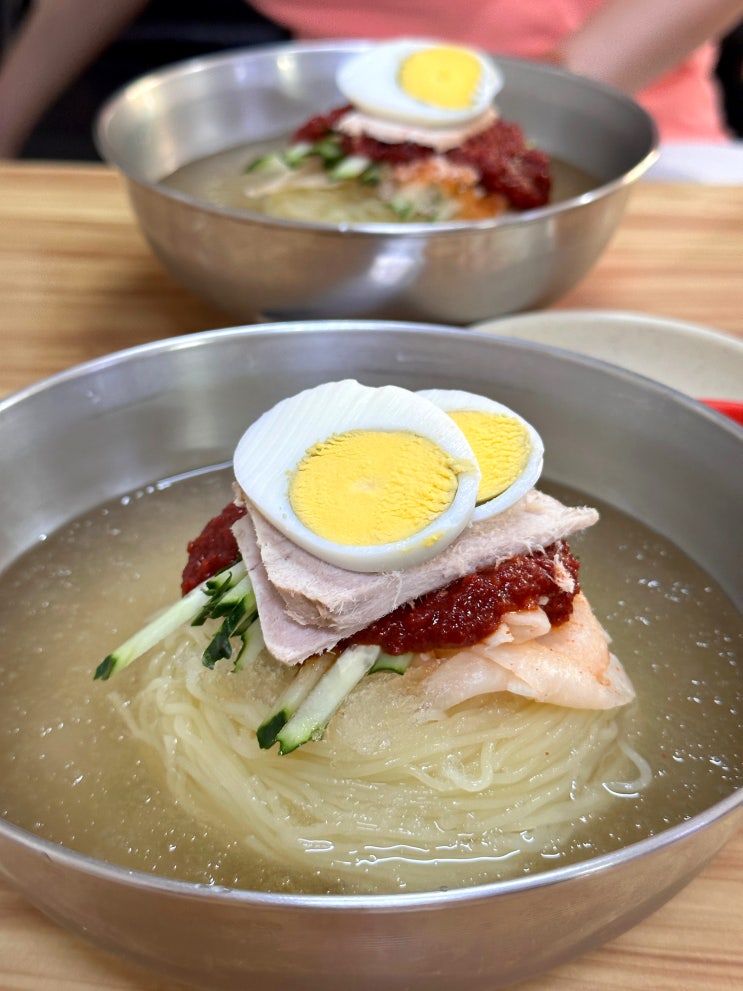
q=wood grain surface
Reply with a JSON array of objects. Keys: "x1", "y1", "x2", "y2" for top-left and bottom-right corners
[{"x1": 0, "y1": 161, "x2": 741, "y2": 990}]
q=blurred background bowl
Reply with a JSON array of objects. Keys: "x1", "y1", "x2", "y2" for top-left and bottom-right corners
[
  {"x1": 0, "y1": 321, "x2": 740, "y2": 991},
  {"x1": 94, "y1": 41, "x2": 658, "y2": 324}
]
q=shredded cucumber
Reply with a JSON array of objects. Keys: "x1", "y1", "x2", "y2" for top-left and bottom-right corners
[
  {"x1": 201, "y1": 580, "x2": 258, "y2": 668},
  {"x1": 233, "y1": 616, "x2": 265, "y2": 672},
  {"x1": 329, "y1": 154, "x2": 371, "y2": 180},
  {"x1": 388, "y1": 194, "x2": 416, "y2": 220},
  {"x1": 311, "y1": 135, "x2": 345, "y2": 164},
  {"x1": 275, "y1": 645, "x2": 381, "y2": 755},
  {"x1": 243, "y1": 153, "x2": 287, "y2": 174},
  {"x1": 283, "y1": 141, "x2": 313, "y2": 167},
  {"x1": 369, "y1": 651, "x2": 413, "y2": 675},
  {"x1": 256, "y1": 653, "x2": 335, "y2": 749},
  {"x1": 96, "y1": 534, "x2": 416, "y2": 753},
  {"x1": 94, "y1": 560, "x2": 248, "y2": 681}
]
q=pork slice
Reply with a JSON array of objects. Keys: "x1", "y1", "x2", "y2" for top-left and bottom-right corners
[
  {"x1": 235, "y1": 489, "x2": 598, "y2": 635},
  {"x1": 233, "y1": 514, "x2": 342, "y2": 664}
]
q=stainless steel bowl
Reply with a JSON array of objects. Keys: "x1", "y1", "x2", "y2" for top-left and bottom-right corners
[
  {"x1": 0, "y1": 322, "x2": 740, "y2": 991},
  {"x1": 94, "y1": 42, "x2": 658, "y2": 324}
]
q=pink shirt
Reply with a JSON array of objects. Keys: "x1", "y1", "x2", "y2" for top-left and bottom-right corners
[{"x1": 251, "y1": 0, "x2": 728, "y2": 142}]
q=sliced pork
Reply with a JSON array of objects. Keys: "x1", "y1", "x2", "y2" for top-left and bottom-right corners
[
  {"x1": 234, "y1": 488, "x2": 597, "y2": 634},
  {"x1": 232, "y1": 488, "x2": 600, "y2": 667}
]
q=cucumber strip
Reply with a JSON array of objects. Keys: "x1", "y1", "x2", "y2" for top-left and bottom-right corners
[
  {"x1": 94, "y1": 560, "x2": 246, "y2": 681},
  {"x1": 202, "y1": 587, "x2": 258, "y2": 668},
  {"x1": 233, "y1": 616, "x2": 265, "y2": 672},
  {"x1": 205, "y1": 561, "x2": 247, "y2": 591},
  {"x1": 243, "y1": 152, "x2": 287, "y2": 174},
  {"x1": 388, "y1": 194, "x2": 416, "y2": 220},
  {"x1": 202, "y1": 574, "x2": 254, "y2": 620},
  {"x1": 283, "y1": 141, "x2": 313, "y2": 166},
  {"x1": 275, "y1": 645, "x2": 381, "y2": 755},
  {"x1": 329, "y1": 154, "x2": 371, "y2": 180},
  {"x1": 369, "y1": 651, "x2": 413, "y2": 675},
  {"x1": 312, "y1": 135, "x2": 344, "y2": 164},
  {"x1": 359, "y1": 162, "x2": 383, "y2": 186},
  {"x1": 256, "y1": 654, "x2": 335, "y2": 750},
  {"x1": 191, "y1": 561, "x2": 248, "y2": 625}
]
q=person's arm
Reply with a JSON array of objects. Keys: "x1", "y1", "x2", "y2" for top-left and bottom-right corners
[
  {"x1": 553, "y1": 0, "x2": 743, "y2": 94},
  {"x1": 0, "y1": 0, "x2": 151, "y2": 157}
]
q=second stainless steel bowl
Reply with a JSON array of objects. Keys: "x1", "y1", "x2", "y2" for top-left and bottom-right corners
[{"x1": 95, "y1": 42, "x2": 658, "y2": 323}]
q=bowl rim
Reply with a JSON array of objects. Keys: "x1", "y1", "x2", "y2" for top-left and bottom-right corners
[
  {"x1": 1, "y1": 320, "x2": 740, "y2": 910},
  {"x1": 93, "y1": 39, "x2": 660, "y2": 236}
]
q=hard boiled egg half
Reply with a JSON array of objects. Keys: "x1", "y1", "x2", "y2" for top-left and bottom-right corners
[
  {"x1": 234, "y1": 380, "x2": 480, "y2": 572},
  {"x1": 336, "y1": 39, "x2": 503, "y2": 129},
  {"x1": 418, "y1": 389, "x2": 544, "y2": 520},
  {"x1": 233, "y1": 380, "x2": 544, "y2": 574}
]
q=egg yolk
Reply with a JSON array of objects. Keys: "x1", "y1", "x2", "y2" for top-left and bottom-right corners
[
  {"x1": 399, "y1": 46, "x2": 483, "y2": 110},
  {"x1": 289, "y1": 429, "x2": 469, "y2": 547},
  {"x1": 448, "y1": 411, "x2": 531, "y2": 503}
]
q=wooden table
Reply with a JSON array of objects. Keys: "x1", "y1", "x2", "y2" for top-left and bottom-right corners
[{"x1": 0, "y1": 161, "x2": 741, "y2": 990}]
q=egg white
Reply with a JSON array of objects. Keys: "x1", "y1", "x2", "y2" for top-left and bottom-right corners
[
  {"x1": 336, "y1": 39, "x2": 503, "y2": 129},
  {"x1": 418, "y1": 389, "x2": 544, "y2": 520},
  {"x1": 233, "y1": 380, "x2": 481, "y2": 572}
]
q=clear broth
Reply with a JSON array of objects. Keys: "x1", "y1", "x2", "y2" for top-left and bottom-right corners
[
  {"x1": 162, "y1": 138, "x2": 597, "y2": 224},
  {"x1": 0, "y1": 469, "x2": 740, "y2": 893}
]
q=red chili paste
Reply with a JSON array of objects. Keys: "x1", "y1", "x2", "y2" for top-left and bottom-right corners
[
  {"x1": 344, "y1": 541, "x2": 579, "y2": 654},
  {"x1": 293, "y1": 106, "x2": 551, "y2": 210},
  {"x1": 181, "y1": 502, "x2": 246, "y2": 594},
  {"x1": 182, "y1": 504, "x2": 579, "y2": 654},
  {"x1": 293, "y1": 104, "x2": 351, "y2": 143},
  {"x1": 449, "y1": 120, "x2": 551, "y2": 209}
]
